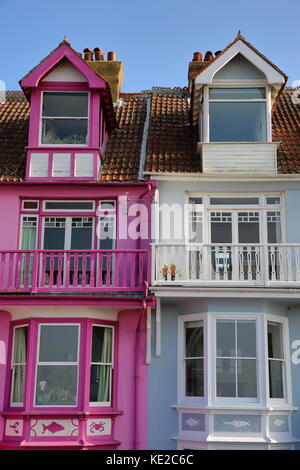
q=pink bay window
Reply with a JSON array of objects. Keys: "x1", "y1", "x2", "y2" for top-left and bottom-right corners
[{"x1": 8, "y1": 319, "x2": 116, "y2": 410}]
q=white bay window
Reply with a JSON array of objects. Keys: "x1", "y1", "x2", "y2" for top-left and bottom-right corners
[{"x1": 178, "y1": 313, "x2": 291, "y2": 408}]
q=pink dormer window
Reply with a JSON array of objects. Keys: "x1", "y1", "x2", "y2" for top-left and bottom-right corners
[{"x1": 41, "y1": 91, "x2": 89, "y2": 146}]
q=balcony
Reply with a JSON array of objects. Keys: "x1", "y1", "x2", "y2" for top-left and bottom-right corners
[
  {"x1": 0, "y1": 250, "x2": 149, "y2": 294},
  {"x1": 153, "y1": 243, "x2": 300, "y2": 287}
]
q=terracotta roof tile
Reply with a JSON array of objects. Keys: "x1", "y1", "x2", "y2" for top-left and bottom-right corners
[
  {"x1": 0, "y1": 87, "x2": 300, "y2": 181},
  {"x1": 0, "y1": 94, "x2": 29, "y2": 181}
]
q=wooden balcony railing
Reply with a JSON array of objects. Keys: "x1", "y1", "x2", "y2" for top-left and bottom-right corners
[
  {"x1": 0, "y1": 250, "x2": 150, "y2": 294},
  {"x1": 153, "y1": 243, "x2": 300, "y2": 287}
]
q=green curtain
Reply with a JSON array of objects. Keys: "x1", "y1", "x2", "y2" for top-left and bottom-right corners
[
  {"x1": 21, "y1": 225, "x2": 36, "y2": 284},
  {"x1": 12, "y1": 327, "x2": 27, "y2": 404},
  {"x1": 97, "y1": 328, "x2": 112, "y2": 402}
]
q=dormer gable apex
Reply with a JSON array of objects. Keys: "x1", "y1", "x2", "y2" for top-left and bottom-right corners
[
  {"x1": 194, "y1": 33, "x2": 287, "y2": 87},
  {"x1": 19, "y1": 40, "x2": 108, "y2": 97}
]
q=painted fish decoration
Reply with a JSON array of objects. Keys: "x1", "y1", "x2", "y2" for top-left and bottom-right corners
[
  {"x1": 185, "y1": 417, "x2": 200, "y2": 428},
  {"x1": 42, "y1": 421, "x2": 65, "y2": 434},
  {"x1": 274, "y1": 419, "x2": 285, "y2": 427},
  {"x1": 224, "y1": 420, "x2": 251, "y2": 428}
]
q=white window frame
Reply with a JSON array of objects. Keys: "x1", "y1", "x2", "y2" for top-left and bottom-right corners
[
  {"x1": 89, "y1": 324, "x2": 114, "y2": 407},
  {"x1": 39, "y1": 90, "x2": 90, "y2": 147},
  {"x1": 185, "y1": 192, "x2": 285, "y2": 245},
  {"x1": 210, "y1": 313, "x2": 264, "y2": 406},
  {"x1": 42, "y1": 200, "x2": 95, "y2": 212},
  {"x1": 10, "y1": 324, "x2": 29, "y2": 407},
  {"x1": 19, "y1": 215, "x2": 38, "y2": 250},
  {"x1": 264, "y1": 314, "x2": 293, "y2": 407},
  {"x1": 41, "y1": 216, "x2": 95, "y2": 251},
  {"x1": 97, "y1": 201, "x2": 117, "y2": 250},
  {"x1": 21, "y1": 200, "x2": 39, "y2": 211},
  {"x1": 34, "y1": 323, "x2": 81, "y2": 408},
  {"x1": 177, "y1": 312, "x2": 292, "y2": 409},
  {"x1": 202, "y1": 84, "x2": 272, "y2": 143},
  {"x1": 178, "y1": 313, "x2": 208, "y2": 407}
]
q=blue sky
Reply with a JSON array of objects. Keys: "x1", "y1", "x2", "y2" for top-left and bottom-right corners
[{"x1": 1, "y1": 0, "x2": 300, "y2": 92}]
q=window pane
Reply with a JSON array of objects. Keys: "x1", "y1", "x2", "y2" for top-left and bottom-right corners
[
  {"x1": 12, "y1": 365, "x2": 26, "y2": 404},
  {"x1": 210, "y1": 197, "x2": 259, "y2": 205},
  {"x1": 237, "y1": 321, "x2": 256, "y2": 358},
  {"x1": 35, "y1": 365, "x2": 77, "y2": 406},
  {"x1": 42, "y1": 92, "x2": 88, "y2": 117},
  {"x1": 185, "y1": 321, "x2": 203, "y2": 357},
  {"x1": 41, "y1": 118, "x2": 88, "y2": 145},
  {"x1": 211, "y1": 222, "x2": 232, "y2": 244},
  {"x1": 267, "y1": 212, "x2": 282, "y2": 243},
  {"x1": 45, "y1": 201, "x2": 94, "y2": 210},
  {"x1": 13, "y1": 326, "x2": 28, "y2": 363},
  {"x1": 269, "y1": 360, "x2": 284, "y2": 398},
  {"x1": 71, "y1": 218, "x2": 93, "y2": 249},
  {"x1": 39, "y1": 325, "x2": 79, "y2": 362},
  {"x1": 216, "y1": 320, "x2": 235, "y2": 357},
  {"x1": 90, "y1": 365, "x2": 111, "y2": 403},
  {"x1": 91, "y1": 327, "x2": 113, "y2": 363},
  {"x1": 237, "y1": 359, "x2": 257, "y2": 397},
  {"x1": 185, "y1": 359, "x2": 204, "y2": 396},
  {"x1": 43, "y1": 220, "x2": 65, "y2": 250},
  {"x1": 209, "y1": 102, "x2": 267, "y2": 142},
  {"x1": 209, "y1": 88, "x2": 266, "y2": 100},
  {"x1": 216, "y1": 358, "x2": 236, "y2": 397},
  {"x1": 268, "y1": 322, "x2": 283, "y2": 359}
]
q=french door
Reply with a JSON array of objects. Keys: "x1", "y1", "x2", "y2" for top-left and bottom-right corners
[{"x1": 42, "y1": 216, "x2": 94, "y2": 285}]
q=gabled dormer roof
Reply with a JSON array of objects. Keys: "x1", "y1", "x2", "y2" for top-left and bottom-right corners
[
  {"x1": 19, "y1": 39, "x2": 116, "y2": 129},
  {"x1": 190, "y1": 32, "x2": 288, "y2": 124}
]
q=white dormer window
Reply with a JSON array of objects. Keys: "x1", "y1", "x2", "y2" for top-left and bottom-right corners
[
  {"x1": 41, "y1": 91, "x2": 89, "y2": 146},
  {"x1": 209, "y1": 87, "x2": 267, "y2": 142}
]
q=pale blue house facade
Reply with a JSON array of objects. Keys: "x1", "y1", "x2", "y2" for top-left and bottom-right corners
[{"x1": 144, "y1": 35, "x2": 300, "y2": 450}]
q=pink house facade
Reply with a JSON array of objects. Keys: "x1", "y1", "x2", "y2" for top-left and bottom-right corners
[{"x1": 0, "y1": 41, "x2": 155, "y2": 450}]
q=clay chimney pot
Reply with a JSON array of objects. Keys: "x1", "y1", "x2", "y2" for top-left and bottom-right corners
[
  {"x1": 192, "y1": 52, "x2": 202, "y2": 62},
  {"x1": 107, "y1": 51, "x2": 116, "y2": 61},
  {"x1": 83, "y1": 48, "x2": 93, "y2": 61}
]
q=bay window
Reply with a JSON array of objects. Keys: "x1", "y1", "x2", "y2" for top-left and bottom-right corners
[
  {"x1": 8, "y1": 320, "x2": 115, "y2": 410},
  {"x1": 41, "y1": 92, "x2": 89, "y2": 145},
  {"x1": 208, "y1": 87, "x2": 267, "y2": 142},
  {"x1": 179, "y1": 313, "x2": 291, "y2": 408}
]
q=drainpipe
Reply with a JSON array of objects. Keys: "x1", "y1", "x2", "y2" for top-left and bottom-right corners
[{"x1": 134, "y1": 301, "x2": 146, "y2": 450}]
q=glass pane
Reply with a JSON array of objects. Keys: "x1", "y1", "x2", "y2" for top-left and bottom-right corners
[
  {"x1": 90, "y1": 364, "x2": 111, "y2": 403},
  {"x1": 237, "y1": 359, "x2": 257, "y2": 397},
  {"x1": 238, "y1": 222, "x2": 260, "y2": 243},
  {"x1": 189, "y1": 197, "x2": 203, "y2": 205},
  {"x1": 71, "y1": 223, "x2": 93, "y2": 250},
  {"x1": 99, "y1": 201, "x2": 116, "y2": 210},
  {"x1": 13, "y1": 326, "x2": 28, "y2": 363},
  {"x1": 45, "y1": 201, "x2": 94, "y2": 210},
  {"x1": 216, "y1": 358, "x2": 236, "y2": 397},
  {"x1": 35, "y1": 365, "x2": 77, "y2": 406},
  {"x1": 23, "y1": 201, "x2": 38, "y2": 209},
  {"x1": 39, "y1": 325, "x2": 79, "y2": 362},
  {"x1": 209, "y1": 102, "x2": 267, "y2": 142},
  {"x1": 209, "y1": 88, "x2": 266, "y2": 100},
  {"x1": 43, "y1": 227, "x2": 65, "y2": 249},
  {"x1": 216, "y1": 320, "x2": 235, "y2": 357},
  {"x1": 12, "y1": 365, "x2": 26, "y2": 404},
  {"x1": 42, "y1": 118, "x2": 88, "y2": 145},
  {"x1": 267, "y1": 213, "x2": 282, "y2": 243},
  {"x1": 266, "y1": 197, "x2": 281, "y2": 205},
  {"x1": 98, "y1": 216, "x2": 115, "y2": 249},
  {"x1": 268, "y1": 322, "x2": 283, "y2": 359},
  {"x1": 269, "y1": 360, "x2": 284, "y2": 398},
  {"x1": 210, "y1": 197, "x2": 259, "y2": 205},
  {"x1": 185, "y1": 359, "x2": 204, "y2": 396},
  {"x1": 91, "y1": 327, "x2": 113, "y2": 363},
  {"x1": 42, "y1": 92, "x2": 88, "y2": 117},
  {"x1": 185, "y1": 321, "x2": 203, "y2": 357},
  {"x1": 211, "y1": 222, "x2": 232, "y2": 244},
  {"x1": 237, "y1": 321, "x2": 256, "y2": 358}
]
